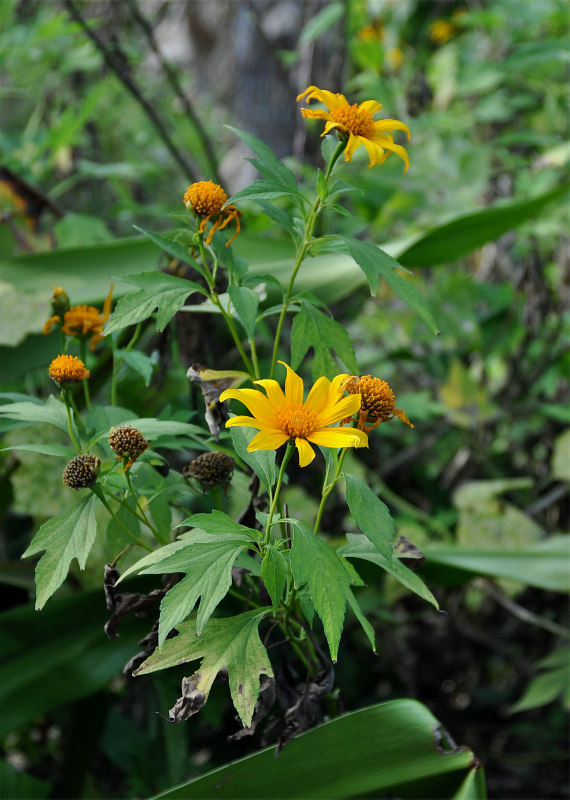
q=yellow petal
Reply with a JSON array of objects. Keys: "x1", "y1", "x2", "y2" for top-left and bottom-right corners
[
  {"x1": 304, "y1": 375, "x2": 332, "y2": 415},
  {"x1": 102, "y1": 284, "x2": 114, "y2": 321},
  {"x1": 279, "y1": 361, "x2": 304, "y2": 405},
  {"x1": 254, "y1": 379, "x2": 286, "y2": 409},
  {"x1": 297, "y1": 86, "x2": 346, "y2": 111},
  {"x1": 300, "y1": 108, "x2": 333, "y2": 122},
  {"x1": 372, "y1": 118, "x2": 411, "y2": 141},
  {"x1": 219, "y1": 388, "x2": 275, "y2": 425},
  {"x1": 393, "y1": 407, "x2": 414, "y2": 428},
  {"x1": 247, "y1": 430, "x2": 289, "y2": 452},
  {"x1": 42, "y1": 315, "x2": 61, "y2": 335},
  {"x1": 295, "y1": 437, "x2": 316, "y2": 467},
  {"x1": 225, "y1": 415, "x2": 264, "y2": 430},
  {"x1": 343, "y1": 132, "x2": 363, "y2": 161},
  {"x1": 360, "y1": 136, "x2": 388, "y2": 167},
  {"x1": 308, "y1": 427, "x2": 368, "y2": 449},
  {"x1": 359, "y1": 100, "x2": 383, "y2": 115},
  {"x1": 369, "y1": 132, "x2": 409, "y2": 172},
  {"x1": 328, "y1": 373, "x2": 350, "y2": 402},
  {"x1": 317, "y1": 393, "x2": 361, "y2": 427}
]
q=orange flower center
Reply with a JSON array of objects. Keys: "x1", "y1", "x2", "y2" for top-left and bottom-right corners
[
  {"x1": 344, "y1": 375, "x2": 395, "y2": 419},
  {"x1": 330, "y1": 103, "x2": 374, "y2": 138},
  {"x1": 275, "y1": 403, "x2": 318, "y2": 439},
  {"x1": 184, "y1": 181, "x2": 228, "y2": 217},
  {"x1": 49, "y1": 354, "x2": 90, "y2": 383}
]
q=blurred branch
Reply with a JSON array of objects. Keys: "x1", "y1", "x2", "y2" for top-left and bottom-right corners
[
  {"x1": 477, "y1": 579, "x2": 570, "y2": 641},
  {"x1": 63, "y1": 0, "x2": 200, "y2": 182},
  {"x1": 125, "y1": 0, "x2": 220, "y2": 183}
]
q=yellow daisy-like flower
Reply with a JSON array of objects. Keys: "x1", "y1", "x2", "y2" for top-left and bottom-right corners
[
  {"x1": 429, "y1": 19, "x2": 456, "y2": 45},
  {"x1": 48, "y1": 354, "x2": 90, "y2": 385},
  {"x1": 184, "y1": 180, "x2": 241, "y2": 246},
  {"x1": 43, "y1": 285, "x2": 113, "y2": 351},
  {"x1": 220, "y1": 361, "x2": 368, "y2": 467},
  {"x1": 342, "y1": 375, "x2": 413, "y2": 431},
  {"x1": 297, "y1": 85, "x2": 410, "y2": 172}
]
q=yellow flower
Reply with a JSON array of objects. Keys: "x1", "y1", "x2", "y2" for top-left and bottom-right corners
[
  {"x1": 297, "y1": 85, "x2": 410, "y2": 172},
  {"x1": 48, "y1": 354, "x2": 90, "y2": 385},
  {"x1": 43, "y1": 285, "x2": 113, "y2": 351},
  {"x1": 342, "y1": 375, "x2": 413, "y2": 431},
  {"x1": 184, "y1": 180, "x2": 241, "y2": 246},
  {"x1": 220, "y1": 362, "x2": 368, "y2": 467},
  {"x1": 386, "y1": 46, "x2": 403, "y2": 73},
  {"x1": 429, "y1": 19, "x2": 456, "y2": 45}
]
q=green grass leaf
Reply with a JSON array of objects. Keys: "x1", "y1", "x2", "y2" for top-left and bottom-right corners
[
  {"x1": 291, "y1": 300, "x2": 359, "y2": 379},
  {"x1": 105, "y1": 271, "x2": 206, "y2": 335},
  {"x1": 398, "y1": 183, "x2": 569, "y2": 267},
  {"x1": 22, "y1": 494, "x2": 98, "y2": 609},
  {"x1": 135, "y1": 608, "x2": 273, "y2": 728},
  {"x1": 345, "y1": 474, "x2": 395, "y2": 563},
  {"x1": 148, "y1": 699, "x2": 484, "y2": 799}
]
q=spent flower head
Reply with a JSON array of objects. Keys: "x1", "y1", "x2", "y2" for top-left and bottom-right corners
[
  {"x1": 184, "y1": 180, "x2": 241, "y2": 246},
  {"x1": 183, "y1": 451, "x2": 234, "y2": 492},
  {"x1": 108, "y1": 425, "x2": 149, "y2": 470},
  {"x1": 220, "y1": 361, "x2": 368, "y2": 467},
  {"x1": 62, "y1": 454, "x2": 101, "y2": 490},
  {"x1": 49, "y1": 354, "x2": 90, "y2": 386},
  {"x1": 342, "y1": 375, "x2": 413, "y2": 431},
  {"x1": 297, "y1": 85, "x2": 410, "y2": 172}
]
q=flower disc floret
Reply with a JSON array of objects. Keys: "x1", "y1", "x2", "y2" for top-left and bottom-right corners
[
  {"x1": 296, "y1": 85, "x2": 410, "y2": 172},
  {"x1": 342, "y1": 375, "x2": 413, "y2": 431},
  {"x1": 49, "y1": 354, "x2": 90, "y2": 385},
  {"x1": 183, "y1": 180, "x2": 241, "y2": 246},
  {"x1": 220, "y1": 361, "x2": 368, "y2": 467}
]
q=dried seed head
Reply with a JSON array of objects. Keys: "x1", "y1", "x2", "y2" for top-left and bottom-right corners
[
  {"x1": 183, "y1": 451, "x2": 234, "y2": 491},
  {"x1": 108, "y1": 425, "x2": 149, "y2": 469},
  {"x1": 63, "y1": 454, "x2": 101, "y2": 489}
]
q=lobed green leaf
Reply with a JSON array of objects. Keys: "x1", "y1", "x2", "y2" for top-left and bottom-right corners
[
  {"x1": 345, "y1": 475, "x2": 395, "y2": 564},
  {"x1": 290, "y1": 300, "x2": 359, "y2": 379}
]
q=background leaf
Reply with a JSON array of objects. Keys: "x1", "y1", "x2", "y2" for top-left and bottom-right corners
[
  {"x1": 290, "y1": 300, "x2": 359, "y2": 379},
  {"x1": 345, "y1": 474, "x2": 395, "y2": 563}
]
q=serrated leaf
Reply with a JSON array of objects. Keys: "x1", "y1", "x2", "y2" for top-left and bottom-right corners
[
  {"x1": 230, "y1": 426, "x2": 276, "y2": 492},
  {"x1": 105, "y1": 271, "x2": 206, "y2": 335},
  {"x1": 0, "y1": 395, "x2": 76, "y2": 436},
  {"x1": 115, "y1": 349, "x2": 155, "y2": 386},
  {"x1": 290, "y1": 301, "x2": 358, "y2": 379},
  {"x1": 255, "y1": 200, "x2": 297, "y2": 238},
  {"x1": 342, "y1": 238, "x2": 439, "y2": 335},
  {"x1": 226, "y1": 180, "x2": 305, "y2": 207},
  {"x1": 343, "y1": 585, "x2": 376, "y2": 652},
  {"x1": 180, "y1": 510, "x2": 260, "y2": 543},
  {"x1": 228, "y1": 285, "x2": 259, "y2": 339},
  {"x1": 261, "y1": 546, "x2": 289, "y2": 613},
  {"x1": 290, "y1": 521, "x2": 362, "y2": 661},
  {"x1": 134, "y1": 608, "x2": 273, "y2": 727},
  {"x1": 137, "y1": 533, "x2": 248, "y2": 645},
  {"x1": 22, "y1": 494, "x2": 98, "y2": 610},
  {"x1": 226, "y1": 126, "x2": 298, "y2": 190},
  {"x1": 132, "y1": 225, "x2": 208, "y2": 280},
  {"x1": 345, "y1": 475, "x2": 394, "y2": 564},
  {"x1": 340, "y1": 534, "x2": 439, "y2": 610}
]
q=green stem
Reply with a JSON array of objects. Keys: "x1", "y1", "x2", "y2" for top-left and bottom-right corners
[
  {"x1": 92, "y1": 486, "x2": 153, "y2": 552},
  {"x1": 61, "y1": 390, "x2": 82, "y2": 454},
  {"x1": 210, "y1": 485, "x2": 223, "y2": 511},
  {"x1": 79, "y1": 340, "x2": 92, "y2": 410},
  {"x1": 269, "y1": 139, "x2": 346, "y2": 379},
  {"x1": 212, "y1": 293, "x2": 255, "y2": 377},
  {"x1": 111, "y1": 322, "x2": 143, "y2": 407},
  {"x1": 314, "y1": 447, "x2": 349, "y2": 535},
  {"x1": 249, "y1": 336, "x2": 261, "y2": 381},
  {"x1": 124, "y1": 469, "x2": 165, "y2": 544},
  {"x1": 264, "y1": 441, "x2": 295, "y2": 545}
]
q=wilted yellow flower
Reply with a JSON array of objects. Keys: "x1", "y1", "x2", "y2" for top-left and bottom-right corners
[
  {"x1": 297, "y1": 85, "x2": 410, "y2": 172},
  {"x1": 342, "y1": 375, "x2": 413, "y2": 431},
  {"x1": 44, "y1": 286, "x2": 113, "y2": 351},
  {"x1": 184, "y1": 180, "x2": 241, "y2": 246},
  {"x1": 220, "y1": 362, "x2": 368, "y2": 467},
  {"x1": 357, "y1": 21, "x2": 384, "y2": 43},
  {"x1": 386, "y1": 46, "x2": 403, "y2": 73},
  {"x1": 48, "y1": 354, "x2": 90, "y2": 385},
  {"x1": 429, "y1": 19, "x2": 456, "y2": 45}
]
